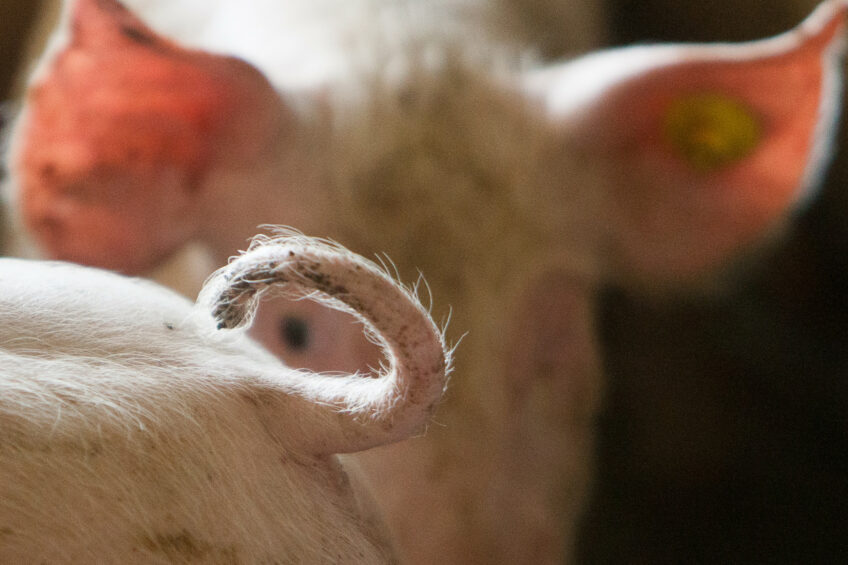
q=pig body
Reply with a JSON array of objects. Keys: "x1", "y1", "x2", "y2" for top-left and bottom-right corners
[
  {"x1": 7, "y1": 1, "x2": 848, "y2": 563},
  {"x1": 0, "y1": 234, "x2": 450, "y2": 563}
]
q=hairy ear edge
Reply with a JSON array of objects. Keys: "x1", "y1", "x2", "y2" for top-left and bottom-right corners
[{"x1": 525, "y1": 0, "x2": 847, "y2": 286}]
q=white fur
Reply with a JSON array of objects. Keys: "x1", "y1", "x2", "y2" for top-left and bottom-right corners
[{"x1": 0, "y1": 234, "x2": 449, "y2": 563}]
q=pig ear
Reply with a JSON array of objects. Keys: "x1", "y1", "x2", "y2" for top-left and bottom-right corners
[
  {"x1": 197, "y1": 231, "x2": 451, "y2": 455},
  {"x1": 527, "y1": 0, "x2": 847, "y2": 284},
  {"x1": 12, "y1": 0, "x2": 284, "y2": 274}
]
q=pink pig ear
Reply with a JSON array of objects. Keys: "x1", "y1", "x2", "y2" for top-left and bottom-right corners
[
  {"x1": 528, "y1": 0, "x2": 847, "y2": 285},
  {"x1": 12, "y1": 0, "x2": 284, "y2": 274}
]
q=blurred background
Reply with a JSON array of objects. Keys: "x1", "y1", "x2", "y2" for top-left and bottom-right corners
[
  {"x1": 586, "y1": 1, "x2": 848, "y2": 563},
  {"x1": 2, "y1": 1, "x2": 847, "y2": 562},
  {"x1": 0, "y1": 2, "x2": 39, "y2": 100}
]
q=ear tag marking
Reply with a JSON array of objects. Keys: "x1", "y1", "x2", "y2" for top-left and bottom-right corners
[{"x1": 663, "y1": 93, "x2": 762, "y2": 172}]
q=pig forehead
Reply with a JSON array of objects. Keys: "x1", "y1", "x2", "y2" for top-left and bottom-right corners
[
  {"x1": 117, "y1": 0, "x2": 542, "y2": 90},
  {"x1": 319, "y1": 68, "x2": 603, "y2": 298}
]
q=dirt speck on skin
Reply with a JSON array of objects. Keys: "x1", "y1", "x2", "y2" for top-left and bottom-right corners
[
  {"x1": 141, "y1": 529, "x2": 243, "y2": 563},
  {"x1": 142, "y1": 530, "x2": 205, "y2": 559},
  {"x1": 120, "y1": 24, "x2": 156, "y2": 46}
]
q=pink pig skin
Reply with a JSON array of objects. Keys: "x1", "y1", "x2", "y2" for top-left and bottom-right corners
[{"x1": 6, "y1": 1, "x2": 848, "y2": 563}]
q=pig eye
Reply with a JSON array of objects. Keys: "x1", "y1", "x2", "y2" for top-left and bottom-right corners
[{"x1": 280, "y1": 316, "x2": 310, "y2": 351}]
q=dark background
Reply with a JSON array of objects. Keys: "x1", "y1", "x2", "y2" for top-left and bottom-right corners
[
  {"x1": 0, "y1": 0, "x2": 41, "y2": 103},
  {"x1": 3, "y1": 1, "x2": 847, "y2": 562}
]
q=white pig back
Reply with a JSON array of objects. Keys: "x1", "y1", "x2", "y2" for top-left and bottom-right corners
[
  {"x1": 0, "y1": 259, "x2": 391, "y2": 563},
  {"x1": 115, "y1": 0, "x2": 596, "y2": 90}
]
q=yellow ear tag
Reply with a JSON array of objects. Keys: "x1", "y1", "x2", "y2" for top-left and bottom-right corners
[{"x1": 663, "y1": 93, "x2": 762, "y2": 172}]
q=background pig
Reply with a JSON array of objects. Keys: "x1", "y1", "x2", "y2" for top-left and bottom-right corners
[
  {"x1": 4, "y1": 0, "x2": 847, "y2": 563},
  {"x1": 0, "y1": 233, "x2": 450, "y2": 563}
]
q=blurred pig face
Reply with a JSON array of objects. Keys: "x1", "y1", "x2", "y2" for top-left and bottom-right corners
[{"x1": 6, "y1": 1, "x2": 847, "y2": 563}]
